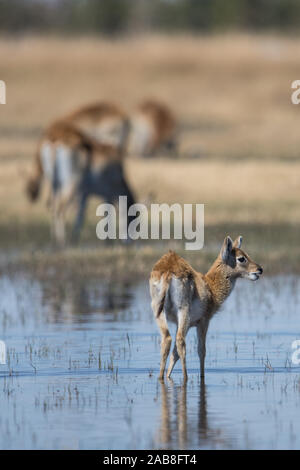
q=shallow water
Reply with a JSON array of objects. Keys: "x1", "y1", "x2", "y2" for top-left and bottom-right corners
[{"x1": 0, "y1": 273, "x2": 300, "y2": 449}]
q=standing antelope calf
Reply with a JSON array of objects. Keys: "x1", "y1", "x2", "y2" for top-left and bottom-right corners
[{"x1": 150, "y1": 236, "x2": 263, "y2": 381}]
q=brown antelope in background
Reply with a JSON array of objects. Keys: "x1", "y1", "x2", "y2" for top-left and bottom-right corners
[
  {"x1": 63, "y1": 101, "x2": 130, "y2": 156},
  {"x1": 128, "y1": 99, "x2": 178, "y2": 157},
  {"x1": 150, "y1": 236, "x2": 263, "y2": 381},
  {"x1": 26, "y1": 120, "x2": 135, "y2": 245}
]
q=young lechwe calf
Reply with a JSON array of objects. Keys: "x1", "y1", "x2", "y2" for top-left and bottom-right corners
[
  {"x1": 26, "y1": 120, "x2": 135, "y2": 245},
  {"x1": 150, "y1": 236, "x2": 263, "y2": 381}
]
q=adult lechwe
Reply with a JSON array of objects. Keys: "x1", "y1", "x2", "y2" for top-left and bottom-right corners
[
  {"x1": 128, "y1": 99, "x2": 178, "y2": 157},
  {"x1": 26, "y1": 120, "x2": 135, "y2": 245},
  {"x1": 63, "y1": 101, "x2": 130, "y2": 155}
]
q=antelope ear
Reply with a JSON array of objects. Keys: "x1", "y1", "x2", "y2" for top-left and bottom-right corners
[
  {"x1": 220, "y1": 236, "x2": 233, "y2": 262},
  {"x1": 233, "y1": 235, "x2": 243, "y2": 249}
]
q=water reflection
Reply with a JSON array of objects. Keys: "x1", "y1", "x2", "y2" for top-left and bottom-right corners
[
  {"x1": 1, "y1": 274, "x2": 300, "y2": 449},
  {"x1": 159, "y1": 379, "x2": 203, "y2": 448},
  {"x1": 42, "y1": 279, "x2": 134, "y2": 323},
  {"x1": 158, "y1": 378, "x2": 230, "y2": 449}
]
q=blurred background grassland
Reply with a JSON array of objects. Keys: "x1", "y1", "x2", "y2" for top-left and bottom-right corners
[{"x1": 0, "y1": 0, "x2": 300, "y2": 278}]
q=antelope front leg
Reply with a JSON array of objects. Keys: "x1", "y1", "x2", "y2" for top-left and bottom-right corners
[
  {"x1": 197, "y1": 319, "x2": 209, "y2": 378},
  {"x1": 51, "y1": 196, "x2": 65, "y2": 247},
  {"x1": 56, "y1": 206, "x2": 66, "y2": 247},
  {"x1": 72, "y1": 194, "x2": 87, "y2": 243}
]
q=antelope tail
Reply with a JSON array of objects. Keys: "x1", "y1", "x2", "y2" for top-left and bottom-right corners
[
  {"x1": 155, "y1": 273, "x2": 170, "y2": 318},
  {"x1": 26, "y1": 143, "x2": 43, "y2": 202}
]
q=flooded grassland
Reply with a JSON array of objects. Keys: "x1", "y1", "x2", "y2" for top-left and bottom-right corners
[{"x1": 0, "y1": 273, "x2": 299, "y2": 449}]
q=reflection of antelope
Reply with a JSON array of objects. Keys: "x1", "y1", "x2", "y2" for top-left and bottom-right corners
[
  {"x1": 63, "y1": 102, "x2": 130, "y2": 154},
  {"x1": 159, "y1": 380, "x2": 204, "y2": 449},
  {"x1": 158, "y1": 379, "x2": 230, "y2": 449},
  {"x1": 150, "y1": 236, "x2": 263, "y2": 381},
  {"x1": 26, "y1": 121, "x2": 135, "y2": 245},
  {"x1": 128, "y1": 100, "x2": 177, "y2": 157},
  {"x1": 159, "y1": 381, "x2": 187, "y2": 448}
]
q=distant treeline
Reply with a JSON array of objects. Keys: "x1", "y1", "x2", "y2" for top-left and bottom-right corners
[{"x1": 1, "y1": 0, "x2": 300, "y2": 35}]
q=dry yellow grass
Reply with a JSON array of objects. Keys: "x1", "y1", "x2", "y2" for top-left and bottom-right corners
[
  {"x1": 127, "y1": 158, "x2": 300, "y2": 224},
  {"x1": 2, "y1": 156, "x2": 298, "y2": 230},
  {"x1": 0, "y1": 34, "x2": 299, "y2": 274},
  {"x1": 1, "y1": 34, "x2": 300, "y2": 160}
]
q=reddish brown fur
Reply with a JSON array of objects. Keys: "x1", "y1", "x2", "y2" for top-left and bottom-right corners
[
  {"x1": 137, "y1": 99, "x2": 177, "y2": 148},
  {"x1": 150, "y1": 236, "x2": 263, "y2": 381},
  {"x1": 39, "y1": 121, "x2": 119, "y2": 161},
  {"x1": 151, "y1": 250, "x2": 194, "y2": 282},
  {"x1": 26, "y1": 120, "x2": 121, "y2": 202},
  {"x1": 63, "y1": 102, "x2": 130, "y2": 155},
  {"x1": 64, "y1": 102, "x2": 128, "y2": 123}
]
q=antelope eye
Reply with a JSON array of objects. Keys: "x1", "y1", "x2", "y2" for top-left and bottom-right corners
[{"x1": 237, "y1": 256, "x2": 246, "y2": 263}]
